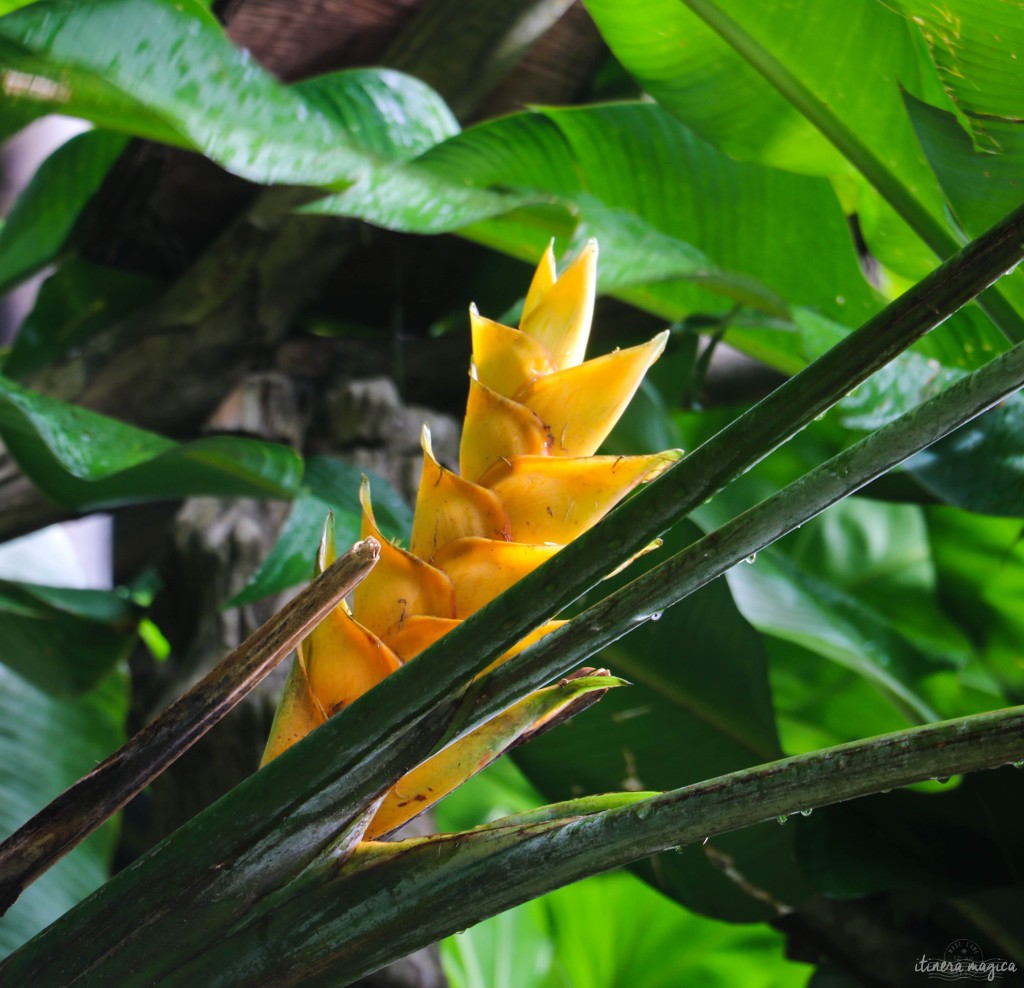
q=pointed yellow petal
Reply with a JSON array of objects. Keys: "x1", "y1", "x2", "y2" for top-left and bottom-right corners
[
  {"x1": 305, "y1": 607, "x2": 402, "y2": 717},
  {"x1": 459, "y1": 378, "x2": 552, "y2": 483},
  {"x1": 364, "y1": 672, "x2": 624, "y2": 839},
  {"x1": 316, "y1": 512, "x2": 338, "y2": 572},
  {"x1": 387, "y1": 614, "x2": 461, "y2": 662},
  {"x1": 260, "y1": 651, "x2": 326, "y2": 766},
  {"x1": 521, "y1": 239, "x2": 556, "y2": 325},
  {"x1": 480, "y1": 451, "x2": 681, "y2": 544},
  {"x1": 433, "y1": 537, "x2": 560, "y2": 618},
  {"x1": 520, "y1": 331, "x2": 669, "y2": 457},
  {"x1": 470, "y1": 306, "x2": 556, "y2": 398},
  {"x1": 410, "y1": 425, "x2": 510, "y2": 561},
  {"x1": 353, "y1": 477, "x2": 456, "y2": 644},
  {"x1": 519, "y1": 239, "x2": 597, "y2": 370}
]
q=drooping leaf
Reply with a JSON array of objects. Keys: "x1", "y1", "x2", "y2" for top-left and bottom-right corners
[
  {"x1": 0, "y1": 130, "x2": 128, "y2": 295},
  {"x1": 727, "y1": 545, "x2": 946, "y2": 727},
  {"x1": 582, "y1": 0, "x2": 1024, "y2": 348},
  {"x1": 0, "y1": 0, "x2": 458, "y2": 185},
  {"x1": 0, "y1": 376, "x2": 304, "y2": 509}
]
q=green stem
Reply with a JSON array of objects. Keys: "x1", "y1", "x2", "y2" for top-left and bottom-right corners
[
  {"x1": 105, "y1": 708, "x2": 1024, "y2": 987},
  {"x1": 459, "y1": 336, "x2": 1024, "y2": 736}
]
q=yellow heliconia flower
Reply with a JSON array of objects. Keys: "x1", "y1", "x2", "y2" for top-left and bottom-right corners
[{"x1": 262, "y1": 240, "x2": 680, "y2": 836}]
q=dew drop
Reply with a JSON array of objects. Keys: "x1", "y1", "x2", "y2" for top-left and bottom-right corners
[
  {"x1": 649, "y1": 611, "x2": 663, "y2": 622},
  {"x1": 776, "y1": 814, "x2": 789, "y2": 825},
  {"x1": 744, "y1": 553, "x2": 757, "y2": 564},
  {"x1": 799, "y1": 808, "x2": 813, "y2": 817}
]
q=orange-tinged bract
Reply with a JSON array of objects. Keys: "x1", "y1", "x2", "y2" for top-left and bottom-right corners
[{"x1": 262, "y1": 240, "x2": 680, "y2": 833}]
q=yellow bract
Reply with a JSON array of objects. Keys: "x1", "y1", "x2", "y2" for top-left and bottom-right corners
[{"x1": 262, "y1": 239, "x2": 680, "y2": 834}]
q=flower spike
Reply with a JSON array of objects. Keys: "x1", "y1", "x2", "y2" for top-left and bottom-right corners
[{"x1": 262, "y1": 241, "x2": 679, "y2": 840}]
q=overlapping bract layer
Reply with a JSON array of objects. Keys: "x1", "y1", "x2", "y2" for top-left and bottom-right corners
[{"x1": 262, "y1": 240, "x2": 678, "y2": 835}]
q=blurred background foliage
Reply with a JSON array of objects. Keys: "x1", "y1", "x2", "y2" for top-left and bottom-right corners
[{"x1": 0, "y1": 0, "x2": 1022, "y2": 984}]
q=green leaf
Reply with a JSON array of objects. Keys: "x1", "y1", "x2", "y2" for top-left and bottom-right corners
[
  {"x1": 929, "y1": 508, "x2": 1024, "y2": 699},
  {"x1": 583, "y1": 0, "x2": 1024, "y2": 345},
  {"x1": 293, "y1": 68, "x2": 458, "y2": 161},
  {"x1": 313, "y1": 101, "x2": 876, "y2": 373},
  {"x1": 0, "y1": 376, "x2": 303, "y2": 509},
  {"x1": 890, "y1": 0, "x2": 1024, "y2": 139},
  {"x1": 536, "y1": 871, "x2": 809, "y2": 988},
  {"x1": 582, "y1": 0, "x2": 848, "y2": 176},
  {"x1": 0, "y1": 666, "x2": 127, "y2": 955},
  {"x1": 0, "y1": 579, "x2": 138, "y2": 694},
  {"x1": 4, "y1": 260, "x2": 164, "y2": 378},
  {"x1": 907, "y1": 396, "x2": 1024, "y2": 517},
  {"x1": 0, "y1": 130, "x2": 128, "y2": 295},
  {"x1": 228, "y1": 456, "x2": 411, "y2": 607},
  {"x1": 905, "y1": 94, "x2": 1024, "y2": 240},
  {"x1": 727, "y1": 527, "x2": 948, "y2": 727},
  {"x1": 0, "y1": 0, "x2": 458, "y2": 185}
]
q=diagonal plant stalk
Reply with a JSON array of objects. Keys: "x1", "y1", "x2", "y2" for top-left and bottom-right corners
[
  {"x1": 188, "y1": 707, "x2": 1024, "y2": 988},
  {"x1": 2, "y1": 204, "x2": 1023, "y2": 984},
  {"x1": 0, "y1": 537, "x2": 380, "y2": 915},
  {"x1": 9, "y1": 705, "x2": 1023, "y2": 985},
  {"x1": 1, "y1": 202, "x2": 1021, "y2": 981},
  {"x1": 676, "y1": 0, "x2": 1024, "y2": 344}
]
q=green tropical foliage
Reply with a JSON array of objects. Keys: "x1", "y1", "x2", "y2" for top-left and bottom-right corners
[{"x1": 0, "y1": 0, "x2": 1022, "y2": 984}]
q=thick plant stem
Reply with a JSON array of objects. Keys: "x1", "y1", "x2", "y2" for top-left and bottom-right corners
[
  {"x1": 72, "y1": 707, "x2": 1024, "y2": 987},
  {"x1": 0, "y1": 538, "x2": 380, "y2": 916},
  {"x1": 460, "y1": 339, "x2": 1024, "y2": 734}
]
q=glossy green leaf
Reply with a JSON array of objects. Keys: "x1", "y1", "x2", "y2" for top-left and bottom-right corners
[
  {"x1": 227, "y1": 456, "x2": 411, "y2": 607},
  {"x1": 0, "y1": 130, "x2": 128, "y2": 295},
  {"x1": 0, "y1": 666, "x2": 127, "y2": 954},
  {"x1": 584, "y1": 0, "x2": 948, "y2": 221},
  {"x1": 3, "y1": 260, "x2": 164, "y2": 378},
  {"x1": 293, "y1": 68, "x2": 458, "y2": 161},
  {"x1": 0, "y1": 579, "x2": 138, "y2": 694},
  {"x1": 0, "y1": 376, "x2": 303, "y2": 509},
  {"x1": 0, "y1": 0, "x2": 458, "y2": 185}
]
